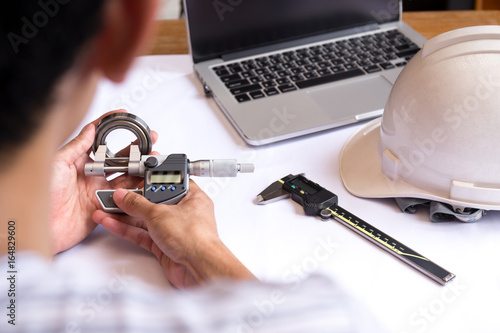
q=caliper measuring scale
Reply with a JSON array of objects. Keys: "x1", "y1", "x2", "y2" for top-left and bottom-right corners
[{"x1": 257, "y1": 174, "x2": 456, "y2": 285}]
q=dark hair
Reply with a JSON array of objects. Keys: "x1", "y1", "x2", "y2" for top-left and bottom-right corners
[{"x1": 0, "y1": 1, "x2": 106, "y2": 158}]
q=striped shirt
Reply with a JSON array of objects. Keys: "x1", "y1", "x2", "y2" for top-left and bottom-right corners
[{"x1": 0, "y1": 252, "x2": 381, "y2": 332}]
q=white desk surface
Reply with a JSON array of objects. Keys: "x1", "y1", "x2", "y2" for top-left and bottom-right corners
[{"x1": 57, "y1": 55, "x2": 500, "y2": 333}]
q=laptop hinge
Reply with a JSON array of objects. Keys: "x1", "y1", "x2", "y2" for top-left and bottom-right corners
[{"x1": 221, "y1": 23, "x2": 380, "y2": 62}]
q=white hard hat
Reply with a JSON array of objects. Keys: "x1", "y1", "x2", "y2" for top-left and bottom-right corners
[{"x1": 340, "y1": 25, "x2": 500, "y2": 213}]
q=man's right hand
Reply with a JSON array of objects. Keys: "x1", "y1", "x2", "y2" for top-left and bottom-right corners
[{"x1": 93, "y1": 179, "x2": 255, "y2": 289}]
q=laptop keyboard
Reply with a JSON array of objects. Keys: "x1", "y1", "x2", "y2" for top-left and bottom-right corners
[{"x1": 211, "y1": 30, "x2": 420, "y2": 103}]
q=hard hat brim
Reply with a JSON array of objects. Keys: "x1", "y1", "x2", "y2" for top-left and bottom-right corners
[{"x1": 340, "y1": 118, "x2": 500, "y2": 211}]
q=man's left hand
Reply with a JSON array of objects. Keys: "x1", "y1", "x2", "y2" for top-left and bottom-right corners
[{"x1": 49, "y1": 111, "x2": 157, "y2": 254}]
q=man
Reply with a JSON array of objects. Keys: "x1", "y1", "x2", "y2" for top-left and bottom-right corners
[{"x1": 0, "y1": 1, "x2": 378, "y2": 331}]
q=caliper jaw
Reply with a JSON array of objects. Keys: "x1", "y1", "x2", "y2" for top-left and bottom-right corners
[{"x1": 255, "y1": 174, "x2": 297, "y2": 205}]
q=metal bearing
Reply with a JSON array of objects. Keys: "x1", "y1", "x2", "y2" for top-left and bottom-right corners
[{"x1": 93, "y1": 113, "x2": 153, "y2": 158}]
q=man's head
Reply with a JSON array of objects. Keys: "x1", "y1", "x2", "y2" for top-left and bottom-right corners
[{"x1": 0, "y1": 0, "x2": 158, "y2": 163}]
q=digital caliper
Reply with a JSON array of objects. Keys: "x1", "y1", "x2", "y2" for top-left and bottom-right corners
[
  {"x1": 257, "y1": 174, "x2": 455, "y2": 285},
  {"x1": 85, "y1": 113, "x2": 254, "y2": 212}
]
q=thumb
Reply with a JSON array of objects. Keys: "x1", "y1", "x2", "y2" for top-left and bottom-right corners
[
  {"x1": 113, "y1": 189, "x2": 157, "y2": 219},
  {"x1": 58, "y1": 123, "x2": 95, "y2": 163}
]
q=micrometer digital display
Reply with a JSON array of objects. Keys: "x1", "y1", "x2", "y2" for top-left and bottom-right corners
[
  {"x1": 257, "y1": 174, "x2": 456, "y2": 285},
  {"x1": 85, "y1": 113, "x2": 254, "y2": 213}
]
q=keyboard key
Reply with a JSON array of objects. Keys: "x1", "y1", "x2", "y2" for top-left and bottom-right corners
[
  {"x1": 268, "y1": 65, "x2": 283, "y2": 72},
  {"x1": 226, "y1": 79, "x2": 249, "y2": 89},
  {"x1": 235, "y1": 94, "x2": 251, "y2": 103},
  {"x1": 363, "y1": 65, "x2": 382, "y2": 73},
  {"x1": 317, "y1": 62, "x2": 330, "y2": 69},
  {"x1": 243, "y1": 63, "x2": 256, "y2": 70},
  {"x1": 385, "y1": 53, "x2": 398, "y2": 60},
  {"x1": 263, "y1": 73, "x2": 277, "y2": 81},
  {"x1": 277, "y1": 70, "x2": 290, "y2": 78},
  {"x1": 220, "y1": 73, "x2": 241, "y2": 83},
  {"x1": 228, "y1": 65, "x2": 244, "y2": 73},
  {"x1": 309, "y1": 49, "x2": 324, "y2": 56},
  {"x1": 269, "y1": 57, "x2": 282, "y2": 65},
  {"x1": 331, "y1": 58, "x2": 345, "y2": 66},
  {"x1": 380, "y1": 62, "x2": 395, "y2": 70},
  {"x1": 295, "y1": 68, "x2": 365, "y2": 89},
  {"x1": 262, "y1": 81, "x2": 276, "y2": 88},
  {"x1": 295, "y1": 52, "x2": 308, "y2": 60},
  {"x1": 317, "y1": 68, "x2": 332, "y2": 76},
  {"x1": 357, "y1": 60, "x2": 372, "y2": 67},
  {"x1": 303, "y1": 72, "x2": 318, "y2": 79},
  {"x1": 230, "y1": 83, "x2": 262, "y2": 95},
  {"x1": 241, "y1": 71, "x2": 254, "y2": 78},
  {"x1": 278, "y1": 83, "x2": 297, "y2": 93},
  {"x1": 331, "y1": 66, "x2": 345, "y2": 73},
  {"x1": 304, "y1": 64, "x2": 317, "y2": 72},
  {"x1": 310, "y1": 56, "x2": 323, "y2": 63},
  {"x1": 255, "y1": 68, "x2": 269, "y2": 75},
  {"x1": 395, "y1": 43, "x2": 414, "y2": 52},
  {"x1": 256, "y1": 60, "x2": 270, "y2": 67},
  {"x1": 215, "y1": 68, "x2": 230, "y2": 76},
  {"x1": 343, "y1": 56, "x2": 358, "y2": 63},
  {"x1": 290, "y1": 75, "x2": 304, "y2": 82},
  {"x1": 250, "y1": 90, "x2": 265, "y2": 99},
  {"x1": 371, "y1": 56, "x2": 386, "y2": 64},
  {"x1": 396, "y1": 48, "x2": 420, "y2": 58},
  {"x1": 249, "y1": 76, "x2": 263, "y2": 83},
  {"x1": 276, "y1": 77, "x2": 290, "y2": 85},
  {"x1": 264, "y1": 87, "x2": 279, "y2": 96}
]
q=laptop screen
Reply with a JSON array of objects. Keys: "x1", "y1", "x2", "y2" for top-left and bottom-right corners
[{"x1": 185, "y1": 0, "x2": 400, "y2": 63}]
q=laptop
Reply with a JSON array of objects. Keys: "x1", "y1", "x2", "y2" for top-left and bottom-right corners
[{"x1": 183, "y1": 0, "x2": 426, "y2": 146}]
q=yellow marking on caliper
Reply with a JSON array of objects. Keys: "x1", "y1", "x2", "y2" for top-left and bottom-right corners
[
  {"x1": 326, "y1": 208, "x2": 429, "y2": 262},
  {"x1": 278, "y1": 179, "x2": 285, "y2": 184}
]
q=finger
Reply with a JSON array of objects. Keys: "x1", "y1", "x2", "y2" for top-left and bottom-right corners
[
  {"x1": 177, "y1": 179, "x2": 214, "y2": 210},
  {"x1": 56, "y1": 123, "x2": 96, "y2": 164},
  {"x1": 113, "y1": 189, "x2": 160, "y2": 220},
  {"x1": 187, "y1": 178, "x2": 202, "y2": 192},
  {"x1": 183, "y1": 179, "x2": 208, "y2": 199},
  {"x1": 93, "y1": 209, "x2": 148, "y2": 231},
  {"x1": 99, "y1": 215, "x2": 156, "y2": 254}
]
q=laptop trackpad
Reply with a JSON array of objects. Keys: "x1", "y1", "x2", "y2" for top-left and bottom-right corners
[{"x1": 307, "y1": 76, "x2": 393, "y2": 119}]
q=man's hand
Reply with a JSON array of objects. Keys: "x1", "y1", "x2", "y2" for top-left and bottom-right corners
[
  {"x1": 93, "y1": 180, "x2": 255, "y2": 289},
  {"x1": 49, "y1": 111, "x2": 157, "y2": 254}
]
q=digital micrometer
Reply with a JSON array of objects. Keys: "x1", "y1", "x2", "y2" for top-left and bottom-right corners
[
  {"x1": 85, "y1": 113, "x2": 254, "y2": 213},
  {"x1": 257, "y1": 174, "x2": 455, "y2": 285}
]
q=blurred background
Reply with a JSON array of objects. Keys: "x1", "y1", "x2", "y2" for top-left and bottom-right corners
[{"x1": 157, "y1": 0, "x2": 500, "y2": 19}]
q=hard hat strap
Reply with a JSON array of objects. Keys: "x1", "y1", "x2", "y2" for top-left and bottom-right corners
[{"x1": 395, "y1": 197, "x2": 485, "y2": 222}]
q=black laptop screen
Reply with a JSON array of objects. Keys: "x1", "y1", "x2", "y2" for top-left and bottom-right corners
[{"x1": 185, "y1": 0, "x2": 400, "y2": 63}]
